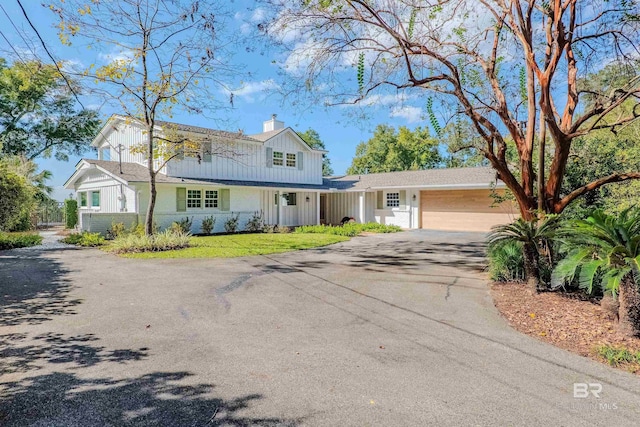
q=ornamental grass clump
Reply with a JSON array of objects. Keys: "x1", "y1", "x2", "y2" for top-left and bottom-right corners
[{"x1": 109, "y1": 230, "x2": 190, "y2": 254}]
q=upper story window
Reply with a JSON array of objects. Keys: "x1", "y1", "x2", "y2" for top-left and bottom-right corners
[
  {"x1": 91, "y1": 191, "x2": 100, "y2": 207},
  {"x1": 386, "y1": 192, "x2": 400, "y2": 208},
  {"x1": 273, "y1": 151, "x2": 284, "y2": 166},
  {"x1": 286, "y1": 153, "x2": 296, "y2": 168},
  {"x1": 80, "y1": 192, "x2": 87, "y2": 207},
  {"x1": 205, "y1": 190, "x2": 218, "y2": 208},
  {"x1": 187, "y1": 189, "x2": 202, "y2": 208}
]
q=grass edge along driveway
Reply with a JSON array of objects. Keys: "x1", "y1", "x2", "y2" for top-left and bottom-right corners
[{"x1": 119, "y1": 233, "x2": 350, "y2": 259}]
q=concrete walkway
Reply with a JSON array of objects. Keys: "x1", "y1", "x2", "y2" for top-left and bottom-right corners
[{"x1": 1, "y1": 230, "x2": 639, "y2": 426}]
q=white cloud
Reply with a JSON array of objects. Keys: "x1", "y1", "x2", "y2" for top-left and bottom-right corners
[
  {"x1": 225, "y1": 79, "x2": 280, "y2": 103},
  {"x1": 390, "y1": 106, "x2": 423, "y2": 123},
  {"x1": 237, "y1": 7, "x2": 267, "y2": 35},
  {"x1": 98, "y1": 48, "x2": 136, "y2": 64}
]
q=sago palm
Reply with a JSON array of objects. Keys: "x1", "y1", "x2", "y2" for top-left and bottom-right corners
[
  {"x1": 488, "y1": 215, "x2": 560, "y2": 293},
  {"x1": 552, "y1": 209, "x2": 640, "y2": 337}
]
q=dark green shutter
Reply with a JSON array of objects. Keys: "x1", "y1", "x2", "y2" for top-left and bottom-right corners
[
  {"x1": 220, "y1": 189, "x2": 230, "y2": 211},
  {"x1": 376, "y1": 191, "x2": 383, "y2": 209},
  {"x1": 176, "y1": 188, "x2": 186, "y2": 212}
]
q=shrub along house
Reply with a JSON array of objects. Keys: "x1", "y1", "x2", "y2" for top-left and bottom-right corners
[{"x1": 65, "y1": 115, "x2": 515, "y2": 234}]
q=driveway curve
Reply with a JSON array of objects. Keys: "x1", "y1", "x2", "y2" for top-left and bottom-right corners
[{"x1": 1, "y1": 230, "x2": 640, "y2": 426}]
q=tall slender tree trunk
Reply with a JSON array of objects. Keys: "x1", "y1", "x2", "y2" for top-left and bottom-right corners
[
  {"x1": 145, "y1": 124, "x2": 156, "y2": 236},
  {"x1": 617, "y1": 275, "x2": 640, "y2": 337}
]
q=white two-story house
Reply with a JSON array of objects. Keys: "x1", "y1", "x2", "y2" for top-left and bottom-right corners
[
  {"x1": 65, "y1": 114, "x2": 328, "y2": 234},
  {"x1": 65, "y1": 114, "x2": 515, "y2": 235}
]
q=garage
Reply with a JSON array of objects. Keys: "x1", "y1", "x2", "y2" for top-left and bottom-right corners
[{"x1": 420, "y1": 189, "x2": 516, "y2": 232}]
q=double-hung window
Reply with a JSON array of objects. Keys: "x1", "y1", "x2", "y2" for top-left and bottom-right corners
[
  {"x1": 273, "y1": 151, "x2": 284, "y2": 166},
  {"x1": 80, "y1": 192, "x2": 87, "y2": 207},
  {"x1": 286, "y1": 153, "x2": 296, "y2": 167},
  {"x1": 386, "y1": 192, "x2": 400, "y2": 208},
  {"x1": 205, "y1": 190, "x2": 218, "y2": 208},
  {"x1": 187, "y1": 189, "x2": 202, "y2": 208}
]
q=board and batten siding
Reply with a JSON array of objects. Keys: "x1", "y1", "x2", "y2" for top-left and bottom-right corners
[
  {"x1": 261, "y1": 190, "x2": 318, "y2": 226},
  {"x1": 325, "y1": 192, "x2": 360, "y2": 225},
  {"x1": 164, "y1": 130, "x2": 323, "y2": 185}
]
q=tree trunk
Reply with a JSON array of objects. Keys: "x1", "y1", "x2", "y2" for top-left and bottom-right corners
[
  {"x1": 523, "y1": 243, "x2": 540, "y2": 294},
  {"x1": 145, "y1": 174, "x2": 157, "y2": 236},
  {"x1": 617, "y1": 275, "x2": 640, "y2": 337}
]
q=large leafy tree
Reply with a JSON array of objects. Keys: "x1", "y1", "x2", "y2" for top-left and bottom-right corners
[
  {"x1": 298, "y1": 128, "x2": 334, "y2": 175},
  {"x1": 0, "y1": 59, "x2": 99, "y2": 161},
  {"x1": 51, "y1": 0, "x2": 239, "y2": 235},
  {"x1": 265, "y1": 0, "x2": 640, "y2": 219},
  {"x1": 346, "y1": 124, "x2": 441, "y2": 174}
]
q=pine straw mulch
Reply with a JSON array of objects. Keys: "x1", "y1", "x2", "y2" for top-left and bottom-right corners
[{"x1": 491, "y1": 282, "x2": 640, "y2": 374}]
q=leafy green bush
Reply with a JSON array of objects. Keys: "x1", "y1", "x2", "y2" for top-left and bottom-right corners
[
  {"x1": 201, "y1": 215, "x2": 216, "y2": 234},
  {"x1": 295, "y1": 222, "x2": 402, "y2": 237},
  {"x1": 0, "y1": 232, "x2": 42, "y2": 250},
  {"x1": 110, "y1": 222, "x2": 126, "y2": 237},
  {"x1": 169, "y1": 217, "x2": 192, "y2": 234},
  {"x1": 487, "y1": 240, "x2": 525, "y2": 282},
  {"x1": 64, "y1": 199, "x2": 78, "y2": 229},
  {"x1": 224, "y1": 213, "x2": 240, "y2": 233},
  {"x1": 108, "y1": 230, "x2": 191, "y2": 254},
  {"x1": 245, "y1": 211, "x2": 264, "y2": 232},
  {"x1": 62, "y1": 232, "x2": 105, "y2": 247}
]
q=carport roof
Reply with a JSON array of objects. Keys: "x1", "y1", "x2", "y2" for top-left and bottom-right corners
[{"x1": 323, "y1": 167, "x2": 502, "y2": 191}]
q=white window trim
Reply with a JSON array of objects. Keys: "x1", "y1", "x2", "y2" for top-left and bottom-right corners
[
  {"x1": 204, "y1": 190, "x2": 219, "y2": 209},
  {"x1": 272, "y1": 151, "x2": 297, "y2": 168},
  {"x1": 187, "y1": 189, "x2": 202, "y2": 209},
  {"x1": 272, "y1": 151, "x2": 284, "y2": 167},
  {"x1": 385, "y1": 191, "x2": 400, "y2": 209},
  {"x1": 184, "y1": 188, "x2": 224, "y2": 210}
]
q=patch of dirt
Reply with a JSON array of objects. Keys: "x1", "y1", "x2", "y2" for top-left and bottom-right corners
[{"x1": 491, "y1": 282, "x2": 640, "y2": 373}]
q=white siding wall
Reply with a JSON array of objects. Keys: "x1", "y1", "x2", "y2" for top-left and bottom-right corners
[
  {"x1": 372, "y1": 188, "x2": 420, "y2": 229},
  {"x1": 165, "y1": 130, "x2": 323, "y2": 185},
  {"x1": 137, "y1": 184, "x2": 265, "y2": 233},
  {"x1": 325, "y1": 192, "x2": 360, "y2": 225},
  {"x1": 103, "y1": 123, "x2": 146, "y2": 165},
  {"x1": 80, "y1": 212, "x2": 138, "y2": 234},
  {"x1": 261, "y1": 190, "x2": 319, "y2": 227}
]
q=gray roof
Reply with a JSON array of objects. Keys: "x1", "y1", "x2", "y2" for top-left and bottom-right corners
[
  {"x1": 78, "y1": 159, "x2": 327, "y2": 190},
  {"x1": 154, "y1": 120, "x2": 261, "y2": 143},
  {"x1": 324, "y1": 167, "x2": 501, "y2": 190},
  {"x1": 72, "y1": 160, "x2": 500, "y2": 191},
  {"x1": 247, "y1": 128, "x2": 287, "y2": 141}
]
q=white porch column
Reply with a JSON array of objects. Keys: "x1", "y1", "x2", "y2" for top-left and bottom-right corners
[
  {"x1": 316, "y1": 192, "x2": 321, "y2": 225},
  {"x1": 358, "y1": 191, "x2": 365, "y2": 223},
  {"x1": 277, "y1": 190, "x2": 282, "y2": 226}
]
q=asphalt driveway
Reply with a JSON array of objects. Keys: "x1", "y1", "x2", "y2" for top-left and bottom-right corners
[{"x1": 1, "y1": 230, "x2": 640, "y2": 426}]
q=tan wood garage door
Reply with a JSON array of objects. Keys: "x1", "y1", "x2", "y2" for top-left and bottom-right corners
[{"x1": 420, "y1": 189, "x2": 517, "y2": 232}]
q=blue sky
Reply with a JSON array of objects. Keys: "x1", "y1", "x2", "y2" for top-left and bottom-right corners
[{"x1": 0, "y1": 1, "x2": 430, "y2": 201}]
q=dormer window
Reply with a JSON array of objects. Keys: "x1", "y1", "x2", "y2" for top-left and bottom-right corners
[
  {"x1": 273, "y1": 151, "x2": 284, "y2": 166},
  {"x1": 286, "y1": 153, "x2": 296, "y2": 168}
]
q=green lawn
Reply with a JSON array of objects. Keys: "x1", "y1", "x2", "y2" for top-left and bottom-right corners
[{"x1": 120, "y1": 233, "x2": 350, "y2": 259}]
